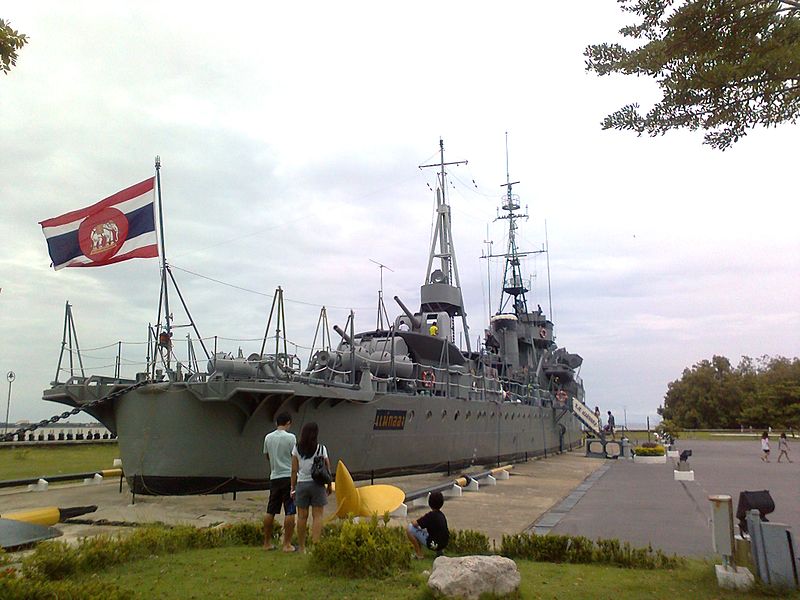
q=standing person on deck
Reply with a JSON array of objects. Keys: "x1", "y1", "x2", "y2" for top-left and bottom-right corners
[
  {"x1": 291, "y1": 421, "x2": 333, "y2": 553},
  {"x1": 760, "y1": 431, "x2": 770, "y2": 462},
  {"x1": 263, "y1": 412, "x2": 296, "y2": 551}
]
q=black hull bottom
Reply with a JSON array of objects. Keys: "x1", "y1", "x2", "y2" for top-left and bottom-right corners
[{"x1": 127, "y1": 441, "x2": 582, "y2": 496}]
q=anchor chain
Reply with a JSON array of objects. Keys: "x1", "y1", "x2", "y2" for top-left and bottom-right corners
[{"x1": 0, "y1": 379, "x2": 150, "y2": 443}]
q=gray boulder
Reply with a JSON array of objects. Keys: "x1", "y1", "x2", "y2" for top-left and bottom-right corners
[{"x1": 427, "y1": 555, "x2": 521, "y2": 599}]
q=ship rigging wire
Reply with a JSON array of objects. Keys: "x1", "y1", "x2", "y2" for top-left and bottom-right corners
[{"x1": 169, "y1": 264, "x2": 373, "y2": 311}]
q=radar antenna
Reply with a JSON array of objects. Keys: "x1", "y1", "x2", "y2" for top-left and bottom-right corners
[{"x1": 369, "y1": 258, "x2": 394, "y2": 330}]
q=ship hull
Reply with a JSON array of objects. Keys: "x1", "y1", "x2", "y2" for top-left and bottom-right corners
[{"x1": 44, "y1": 377, "x2": 582, "y2": 495}]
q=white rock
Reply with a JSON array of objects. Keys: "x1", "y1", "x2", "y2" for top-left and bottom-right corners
[{"x1": 427, "y1": 555, "x2": 521, "y2": 600}]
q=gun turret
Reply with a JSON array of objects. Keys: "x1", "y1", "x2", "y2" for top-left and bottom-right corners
[{"x1": 393, "y1": 296, "x2": 421, "y2": 330}]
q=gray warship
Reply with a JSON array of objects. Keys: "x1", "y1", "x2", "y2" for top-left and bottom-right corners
[{"x1": 41, "y1": 142, "x2": 588, "y2": 495}]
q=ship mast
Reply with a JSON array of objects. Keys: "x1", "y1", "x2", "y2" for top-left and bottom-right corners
[
  {"x1": 418, "y1": 138, "x2": 471, "y2": 353},
  {"x1": 494, "y1": 134, "x2": 544, "y2": 316}
]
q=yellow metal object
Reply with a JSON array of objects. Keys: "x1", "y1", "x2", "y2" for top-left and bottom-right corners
[
  {"x1": 1, "y1": 507, "x2": 60, "y2": 527},
  {"x1": 333, "y1": 461, "x2": 405, "y2": 518},
  {"x1": 100, "y1": 469, "x2": 123, "y2": 478}
]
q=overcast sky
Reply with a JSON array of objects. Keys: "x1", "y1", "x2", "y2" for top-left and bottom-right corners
[{"x1": 1, "y1": 1, "x2": 798, "y2": 427}]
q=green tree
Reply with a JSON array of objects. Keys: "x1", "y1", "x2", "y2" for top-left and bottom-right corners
[
  {"x1": 659, "y1": 355, "x2": 742, "y2": 428},
  {"x1": 661, "y1": 354, "x2": 800, "y2": 429},
  {"x1": 585, "y1": 1, "x2": 800, "y2": 149},
  {"x1": 1, "y1": 18, "x2": 28, "y2": 75}
]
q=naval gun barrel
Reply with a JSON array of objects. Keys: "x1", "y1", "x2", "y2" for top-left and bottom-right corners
[
  {"x1": 333, "y1": 325, "x2": 354, "y2": 345},
  {"x1": 393, "y1": 296, "x2": 421, "y2": 329}
]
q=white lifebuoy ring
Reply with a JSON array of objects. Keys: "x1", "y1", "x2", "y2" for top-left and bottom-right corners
[
  {"x1": 556, "y1": 390, "x2": 568, "y2": 402},
  {"x1": 421, "y1": 370, "x2": 435, "y2": 388}
]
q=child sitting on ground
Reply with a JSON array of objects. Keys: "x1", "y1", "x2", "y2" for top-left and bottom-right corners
[{"x1": 406, "y1": 491, "x2": 449, "y2": 559}]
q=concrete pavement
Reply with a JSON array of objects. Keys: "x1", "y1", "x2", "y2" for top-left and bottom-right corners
[
  {"x1": 0, "y1": 448, "x2": 601, "y2": 547},
  {"x1": 550, "y1": 439, "x2": 800, "y2": 556}
]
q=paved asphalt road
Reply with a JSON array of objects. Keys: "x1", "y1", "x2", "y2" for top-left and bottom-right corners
[{"x1": 550, "y1": 439, "x2": 800, "y2": 556}]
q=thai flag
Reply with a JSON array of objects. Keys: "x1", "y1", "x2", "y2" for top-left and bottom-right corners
[{"x1": 40, "y1": 178, "x2": 159, "y2": 270}]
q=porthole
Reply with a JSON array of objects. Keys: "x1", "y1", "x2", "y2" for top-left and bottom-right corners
[
  {"x1": 466, "y1": 411, "x2": 471, "y2": 420},
  {"x1": 454, "y1": 410, "x2": 460, "y2": 421},
  {"x1": 426, "y1": 410, "x2": 433, "y2": 419},
  {"x1": 408, "y1": 410, "x2": 415, "y2": 422},
  {"x1": 441, "y1": 409, "x2": 447, "y2": 419}
]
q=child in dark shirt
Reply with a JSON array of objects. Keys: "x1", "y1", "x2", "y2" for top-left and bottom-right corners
[{"x1": 406, "y1": 491, "x2": 449, "y2": 559}]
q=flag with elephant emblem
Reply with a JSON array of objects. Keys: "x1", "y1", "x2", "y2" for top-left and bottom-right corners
[{"x1": 40, "y1": 178, "x2": 158, "y2": 270}]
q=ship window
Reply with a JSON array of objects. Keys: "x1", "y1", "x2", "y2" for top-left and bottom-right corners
[
  {"x1": 441, "y1": 410, "x2": 447, "y2": 419},
  {"x1": 490, "y1": 412, "x2": 495, "y2": 419},
  {"x1": 465, "y1": 411, "x2": 471, "y2": 420},
  {"x1": 426, "y1": 410, "x2": 432, "y2": 419},
  {"x1": 454, "y1": 411, "x2": 460, "y2": 421},
  {"x1": 408, "y1": 410, "x2": 415, "y2": 422}
]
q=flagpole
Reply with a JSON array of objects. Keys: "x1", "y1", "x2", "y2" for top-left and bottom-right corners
[{"x1": 155, "y1": 156, "x2": 171, "y2": 336}]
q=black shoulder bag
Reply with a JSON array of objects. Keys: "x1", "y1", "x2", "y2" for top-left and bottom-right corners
[{"x1": 311, "y1": 444, "x2": 332, "y2": 485}]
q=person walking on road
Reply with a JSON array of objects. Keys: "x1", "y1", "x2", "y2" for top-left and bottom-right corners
[
  {"x1": 263, "y1": 412, "x2": 297, "y2": 551},
  {"x1": 760, "y1": 431, "x2": 770, "y2": 462},
  {"x1": 777, "y1": 432, "x2": 792, "y2": 463},
  {"x1": 606, "y1": 411, "x2": 616, "y2": 440}
]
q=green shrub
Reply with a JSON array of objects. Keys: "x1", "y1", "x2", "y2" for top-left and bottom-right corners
[
  {"x1": 500, "y1": 533, "x2": 681, "y2": 569},
  {"x1": 0, "y1": 575, "x2": 133, "y2": 599},
  {"x1": 22, "y1": 540, "x2": 80, "y2": 580},
  {"x1": 311, "y1": 516, "x2": 411, "y2": 578},
  {"x1": 634, "y1": 444, "x2": 665, "y2": 456},
  {"x1": 499, "y1": 533, "x2": 591, "y2": 563},
  {"x1": 447, "y1": 529, "x2": 491, "y2": 555},
  {"x1": 22, "y1": 521, "x2": 266, "y2": 581},
  {"x1": 223, "y1": 521, "x2": 265, "y2": 546}
]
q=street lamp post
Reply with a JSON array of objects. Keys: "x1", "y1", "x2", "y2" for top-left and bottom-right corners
[{"x1": 5, "y1": 371, "x2": 15, "y2": 436}]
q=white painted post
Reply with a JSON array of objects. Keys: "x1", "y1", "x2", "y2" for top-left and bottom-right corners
[
  {"x1": 390, "y1": 503, "x2": 408, "y2": 518},
  {"x1": 464, "y1": 478, "x2": 480, "y2": 492},
  {"x1": 446, "y1": 484, "x2": 463, "y2": 497}
]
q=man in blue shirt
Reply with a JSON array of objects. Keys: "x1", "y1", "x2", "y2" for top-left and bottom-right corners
[{"x1": 263, "y1": 412, "x2": 297, "y2": 551}]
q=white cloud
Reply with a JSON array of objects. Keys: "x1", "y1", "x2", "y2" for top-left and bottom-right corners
[{"x1": 0, "y1": 1, "x2": 798, "y2": 426}]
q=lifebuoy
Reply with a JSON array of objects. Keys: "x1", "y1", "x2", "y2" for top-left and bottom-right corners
[
  {"x1": 539, "y1": 328, "x2": 547, "y2": 338},
  {"x1": 555, "y1": 390, "x2": 568, "y2": 402},
  {"x1": 421, "y1": 370, "x2": 435, "y2": 388}
]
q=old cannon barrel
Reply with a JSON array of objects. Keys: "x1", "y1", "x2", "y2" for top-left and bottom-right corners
[
  {"x1": 333, "y1": 325, "x2": 354, "y2": 345},
  {"x1": 393, "y1": 296, "x2": 421, "y2": 329}
]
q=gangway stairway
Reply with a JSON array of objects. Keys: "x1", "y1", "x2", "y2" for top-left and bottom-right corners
[{"x1": 569, "y1": 398, "x2": 622, "y2": 459}]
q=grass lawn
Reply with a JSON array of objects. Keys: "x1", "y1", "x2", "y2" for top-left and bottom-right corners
[
  {"x1": 619, "y1": 430, "x2": 783, "y2": 443},
  {"x1": 0, "y1": 444, "x2": 120, "y2": 481},
  {"x1": 85, "y1": 546, "x2": 799, "y2": 599}
]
